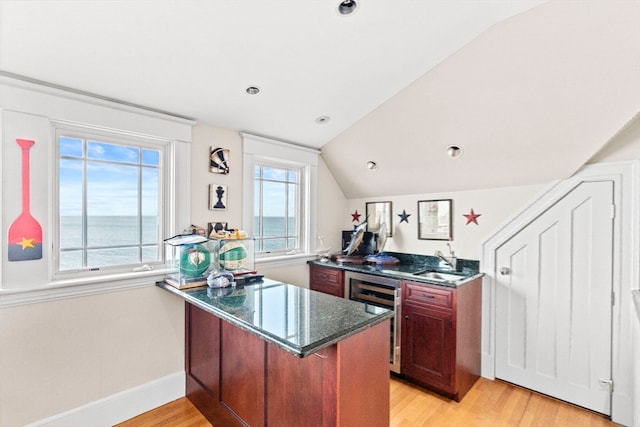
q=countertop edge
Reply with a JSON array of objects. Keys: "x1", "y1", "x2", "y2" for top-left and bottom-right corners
[{"x1": 156, "y1": 281, "x2": 393, "y2": 358}]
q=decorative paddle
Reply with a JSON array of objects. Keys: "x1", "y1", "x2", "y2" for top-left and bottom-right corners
[{"x1": 8, "y1": 138, "x2": 43, "y2": 261}]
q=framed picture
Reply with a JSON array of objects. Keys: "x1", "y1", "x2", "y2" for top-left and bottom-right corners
[
  {"x1": 209, "y1": 147, "x2": 230, "y2": 174},
  {"x1": 209, "y1": 184, "x2": 228, "y2": 210},
  {"x1": 418, "y1": 199, "x2": 452, "y2": 240},
  {"x1": 366, "y1": 201, "x2": 392, "y2": 237},
  {"x1": 208, "y1": 222, "x2": 229, "y2": 238}
]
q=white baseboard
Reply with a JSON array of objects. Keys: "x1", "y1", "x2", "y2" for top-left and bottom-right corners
[
  {"x1": 480, "y1": 353, "x2": 495, "y2": 379},
  {"x1": 26, "y1": 371, "x2": 185, "y2": 427}
]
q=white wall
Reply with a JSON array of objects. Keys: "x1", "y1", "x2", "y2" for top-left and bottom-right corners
[
  {"x1": 0, "y1": 287, "x2": 184, "y2": 426},
  {"x1": 0, "y1": 80, "x2": 190, "y2": 426},
  {"x1": 189, "y1": 123, "x2": 347, "y2": 288},
  {"x1": 189, "y1": 125, "x2": 243, "y2": 233},
  {"x1": 345, "y1": 184, "x2": 545, "y2": 261},
  {"x1": 344, "y1": 115, "x2": 640, "y2": 262}
]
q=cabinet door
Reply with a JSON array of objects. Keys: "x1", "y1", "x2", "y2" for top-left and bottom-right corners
[
  {"x1": 186, "y1": 303, "x2": 264, "y2": 427},
  {"x1": 402, "y1": 303, "x2": 455, "y2": 393},
  {"x1": 187, "y1": 303, "x2": 220, "y2": 396},
  {"x1": 220, "y1": 321, "x2": 266, "y2": 426}
]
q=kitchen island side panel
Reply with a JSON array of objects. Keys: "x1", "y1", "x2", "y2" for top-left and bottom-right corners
[
  {"x1": 185, "y1": 302, "x2": 391, "y2": 426},
  {"x1": 454, "y1": 277, "x2": 482, "y2": 399},
  {"x1": 337, "y1": 320, "x2": 390, "y2": 427}
]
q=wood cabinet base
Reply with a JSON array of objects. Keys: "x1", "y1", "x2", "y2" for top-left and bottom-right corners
[
  {"x1": 401, "y1": 278, "x2": 482, "y2": 402},
  {"x1": 185, "y1": 303, "x2": 390, "y2": 426}
]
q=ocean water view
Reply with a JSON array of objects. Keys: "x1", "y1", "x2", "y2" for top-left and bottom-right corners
[
  {"x1": 254, "y1": 216, "x2": 297, "y2": 252},
  {"x1": 59, "y1": 216, "x2": 159, "y2": 270},
  {"x1": 59, "y1": 216, "x2": 297, "y2": 270}
]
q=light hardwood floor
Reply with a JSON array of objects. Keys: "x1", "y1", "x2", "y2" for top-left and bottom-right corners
[{"x1": 117, "y1": 377, "x2": 619, "y2": 427}]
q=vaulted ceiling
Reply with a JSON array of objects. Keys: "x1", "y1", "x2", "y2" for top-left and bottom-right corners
[
  {"x1": 322, "y1": 0, "x2": 640, "y2": 197},
  {"x1": 1, "y1": 1, "x2": 638, "y2": 198}
]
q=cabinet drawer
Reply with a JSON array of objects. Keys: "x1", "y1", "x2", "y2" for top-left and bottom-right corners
[
  {"x1": 309, "y1": 265, "x2": 344, "y2": 297},
  {"x1": 310, "y1": 266, "x2": 342, "y2": 285},
  {"x1": 403, "y1": 282, "x2": 453, "y2": 310}
]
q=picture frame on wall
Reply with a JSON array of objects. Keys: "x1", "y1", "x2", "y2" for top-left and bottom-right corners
[
  {"x1": 417, "y1": 199, "x2": 452, "y2": 240},
  {"x1": 366, "y1": 201, "x2": 393, "y2": 237},
  {"x1": 209, "y1": 147, "x2": 230, "y2": 174},
  {"x1": 209, "y1": 184, "x2": 228, "y2": 210},
  {"x1": 208, "y1": 222, "x2": 229, "y2": 238}
]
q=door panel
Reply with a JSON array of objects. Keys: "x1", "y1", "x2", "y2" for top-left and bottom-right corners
[{"x1": 495, "y1": 181, "x2": 613, "y2": 415}]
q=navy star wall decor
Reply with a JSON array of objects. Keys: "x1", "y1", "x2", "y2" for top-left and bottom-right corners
[{"x1": 398, "y1": 209, "x2": 411, "y2": 223}]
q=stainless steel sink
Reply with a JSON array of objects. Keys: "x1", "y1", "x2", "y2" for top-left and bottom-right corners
[
  {"x1": 415, "y1": 271, "x2": 466, "y2": 283},
  {"x1": 378, "y1": 268, "x2": 481, "y2": 285}
]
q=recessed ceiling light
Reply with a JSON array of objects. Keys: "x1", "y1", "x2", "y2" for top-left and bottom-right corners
[
  {"x1": 315, "y1": 116, "x2": 330, "y2": 124},
  {"x1": 445, "y1": 145, "x2": 463, "y2": 158},
  {"x1": 246, "y1": 86, "x2": 261, "y2": 95},
  {"x1": 366, "y1": 160, "x2": 378, "y2": 171},
  {"x1": 337, "y1": 0, "x2": 358, "y2": 15}
]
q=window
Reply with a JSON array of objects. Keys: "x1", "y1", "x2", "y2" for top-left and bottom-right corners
[
  {"x1": 253, "y1": 162, "x2": 301, "y2": 254},
  {"x1": 242, "y1": 133, "x2": 318, "y2": 262},
  {"x1": 54, "y1": 124, "x2": 169, "y2": 276}
]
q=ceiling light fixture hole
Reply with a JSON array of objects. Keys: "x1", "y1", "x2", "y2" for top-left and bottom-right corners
[
  {"x1": 315, "y1": 116, "x2": 330, "y2": 124},
  {"x1": 366, "y1": 160, "x2": 378, "y2": 171},
  {"x1": 337, "y1": 0, "x2": 358, "y2": 15},
  {"x1": 445, "y1": 145, "x2": 463, "y2": 158},
  {"x1": 246, "y1": 86, "x2": 261, "y2": 95}
]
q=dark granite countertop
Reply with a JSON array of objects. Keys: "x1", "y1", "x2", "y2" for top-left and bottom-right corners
[
  {"x1": 308, "y1": 251, "x2": 483, "y2": 288},
  {"x1": 156, "y1": 278, "x2": 392, "y2": 357}
]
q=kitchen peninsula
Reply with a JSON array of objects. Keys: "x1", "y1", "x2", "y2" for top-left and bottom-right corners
[{"x1": 157, "y1": 278, "x2": 393, "y2": 427}]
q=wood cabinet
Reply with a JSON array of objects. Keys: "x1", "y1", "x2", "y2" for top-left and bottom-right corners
[
  {"x1": 309, "y1": 264, "x2": 344, "y2": 297},
  {"x1": 401, "y1": 278, "x2": 481, "y2": 401},
  {"x1": 185, "y1": 302, "x2": 390, "y2": 426}
]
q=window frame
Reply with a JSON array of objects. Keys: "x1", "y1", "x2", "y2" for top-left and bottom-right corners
[
  {"x1": 253, "y1": 159, "x2": 303, "y2": 255},
  {"x1": 51, "y1": 121, "x2": 172, "y2": 280},
  {"x1": 242, "y1": 133, "x2": 318, "y2": 267}
]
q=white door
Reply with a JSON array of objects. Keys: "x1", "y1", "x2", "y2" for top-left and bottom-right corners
[{"x1": 495, "y1": 180, "x2": 614, "y2": 415}]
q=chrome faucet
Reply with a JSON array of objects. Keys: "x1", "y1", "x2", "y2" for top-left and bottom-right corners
[{"x1": 435, "y1": 243, "x2": 457, "y2": 270}]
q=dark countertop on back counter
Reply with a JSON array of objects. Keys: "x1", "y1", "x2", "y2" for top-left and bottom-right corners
[
  {"x1": 156, "y1": 278, "x2": 393, "y2": 358},
  {"x1": 308, "y1": 251, "x2": 483, "y2": 288}
]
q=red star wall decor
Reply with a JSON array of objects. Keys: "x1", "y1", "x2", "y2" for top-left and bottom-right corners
[
  {"x1": 351, "y1": 210, "x2": 361, "y2": 222},
  {"x1": 463, "y1": 208, "x2": 482, "y2": 225}
]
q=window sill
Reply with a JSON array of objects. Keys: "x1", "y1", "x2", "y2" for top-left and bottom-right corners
[
  {"x1": 256, "y1": 253, "x2": 318, "y2": 270},
  {"x1": 0, "y1": 268, "x2": 172, "y2": 308},
  {"x1": 1, "y1": 253, "x2": 320, "y2": 308}
]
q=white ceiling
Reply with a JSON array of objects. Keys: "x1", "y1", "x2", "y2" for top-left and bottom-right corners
[
  {"x1": 1, "y1": 0, "x2": 639, "y2": 198},
  {"x1": 0, "y1": 0, "x2": 545, "y2": 147},
  {"x1": 323, "y1": 0, "x2": 640, "y2": 197}
]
